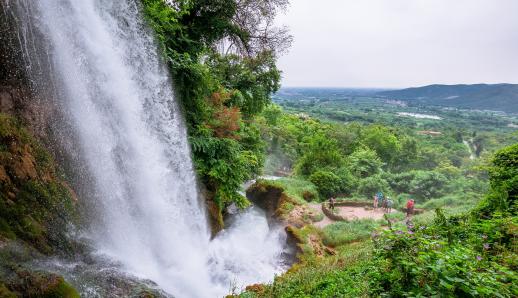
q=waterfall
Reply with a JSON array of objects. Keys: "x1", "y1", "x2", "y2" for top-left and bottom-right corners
[{"x1": 4, "y1": 0, "x2": 289, "y2": 297}]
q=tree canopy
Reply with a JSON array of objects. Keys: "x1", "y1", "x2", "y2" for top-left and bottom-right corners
[{"x1": 141, "y1": 0, "x2": 291, "y2": 229}]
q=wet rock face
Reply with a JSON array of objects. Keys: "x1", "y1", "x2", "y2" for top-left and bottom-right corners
[
  {"x1": 0, "y1": 3, "x2": 29, "y2": 87},
  {"x1": 246, "y1": 183, "x2": 284, "y2": 219},
  {"x1": 0, "y1": 84, "x2": 59, "y2": 142},
  {"x1": 0, "y1": 2, "x2": 78, "y2": 254},
  {"x1": 7, "y1": 270, "x2": 79, "y2": 297},
  {"x1": 0, "y1": 114, "x2": 78, "y2": 254},
  {"x1": 0, "y1": 90, "x2": 14, "y2": 112},
  {"x1": 0, "y1": 239, "x2": 78, "y2": 298},
  {"x1": 1, "y1": 1, "x2": 60, "y2": 141}
]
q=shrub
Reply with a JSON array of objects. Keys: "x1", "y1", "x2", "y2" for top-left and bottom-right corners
[
  {"x1": 309, "y1": 170, "x2": 342, "y2": 199},
  {"x1": 409, "y1": 170, "x2": 448, "y2": 200},
  {"x1": 302, "y1": 190, "x2": 316, "y2": 202},
  {"x1": 478, "y1": 143, "x2": 518, "y2": 214},
  {"x1": 388, "y1": 170, "x2": 448, "y2": 201},
  {"x1": 369, "y1": 210, "x2": 518, "y2": 297},
  {"x1": 346, "y1": 147, "x2": 383, "y2": 178},
  {"x1": 356, "y1": 175, "x2": 390, "y2": 198},
  {"x1": 295, "y1": 135, "x2": 345, "y2": 177},
  {"x1": 334, "y1": 167, "x2": 357, "y2": 195}
]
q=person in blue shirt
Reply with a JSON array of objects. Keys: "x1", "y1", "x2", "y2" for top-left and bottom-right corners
[{"x1": 376, "y1": 191, "x2": 384, "y2": 209}]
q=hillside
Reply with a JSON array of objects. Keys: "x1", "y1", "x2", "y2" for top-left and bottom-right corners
[{"x1": 377, "y1": 84, "x2": 518, "y2": 113}]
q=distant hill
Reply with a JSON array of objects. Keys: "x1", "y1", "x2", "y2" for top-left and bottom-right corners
[{"x1": 377, "y1": 84, "x2": 518, "y2": 113}]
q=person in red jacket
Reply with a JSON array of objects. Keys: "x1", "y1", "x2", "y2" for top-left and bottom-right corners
[{"x1": 406, "y1": 199, "x2": 415, "y2": 218}]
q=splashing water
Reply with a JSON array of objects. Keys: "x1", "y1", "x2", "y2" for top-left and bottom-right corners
[{"x1": 6, "y1": 0, "x2": 289, "y2": 297}]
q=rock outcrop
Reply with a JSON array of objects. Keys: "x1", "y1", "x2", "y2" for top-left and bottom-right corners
[{"x1": 0, "y1": 5, "x2": 82, "y2": 295}]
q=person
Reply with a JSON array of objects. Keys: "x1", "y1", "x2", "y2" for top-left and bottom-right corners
[
  {"x1": 377, "y1": 191, "x2": 384, "y2": 210},
  {"x1": 329, "y1": 197, "x2": 335, "y2": 210},
  {"x1": 381, "y1": 198, "x2": 388, "y2": 213},
  {"x1": 373, "y1": 194, "x2": 378, "y2": 210},
  {"x1": 406, "y1": 199, "x2": 415, "y2": 218},
  {"x1": 386, "y1": 197, "x2": 393, "y2": 213}
]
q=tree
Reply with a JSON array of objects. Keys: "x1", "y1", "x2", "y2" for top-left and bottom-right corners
[
  {"x1": 408, "y1": 171, "x2": 448, "y2": 200},
  {"x1": 295, "y1": 134, "x2": 344, "y2": 177},
  {"x1": 477, "y1": 143, "x2": 518, "y2": 214},
  {"x1": 360, "y1": 125, "x2": 401, "y2": 166},
  {"x1": 309, "y1": 170, "x2": 341, "y2": 199},
  {"x1": 216, "y1": 0, "x2": 292, "y2": 57},
  {"x1": 387, "y1": 170, "x2": 448, "y2": 201},
  {"x1": 335, "y1": 167, "x2": 357, "y2": 195},
  {"x1": 142, "y1": 0, "x2": 292, "y2": 227},
  {"x1": 208, "y1": 51, "x2": 281, "y2": 117},
  {"x1": 346, "y1": 147, "x2": 383, "y2": 178},
  {"x1": 357, "y1": 175, "x2": 390, "y2": 198},
  {"x1": 262, "y1": 104, "x2": 283, "y2": 126}
]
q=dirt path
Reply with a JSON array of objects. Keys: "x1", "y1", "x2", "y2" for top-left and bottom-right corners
[
  {"x1": 308, "y1": 203, "x2": 394, "y2": 228},
  {"x1": 336, "y1": 206, "x2": 389, "y2": 221},
  {"x1": 308, "y1": 203, "x2": 334, "y2": 228}
]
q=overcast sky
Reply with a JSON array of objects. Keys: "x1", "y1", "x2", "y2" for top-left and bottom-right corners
[{"x1": 276, "y1": 0, "x2": 518, "y2": 88}]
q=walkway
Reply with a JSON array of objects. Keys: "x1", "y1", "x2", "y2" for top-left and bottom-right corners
[{"x1": 308, "y1": 203, "x2": 393, "y2": 228}]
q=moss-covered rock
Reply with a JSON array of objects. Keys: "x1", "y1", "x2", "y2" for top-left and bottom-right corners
[
  {"x1": 0, "y1": 239, "x2": 80, "y2": 298},
  {"x1": 0, "y1": 283, "x2": 16, "y2": 298},
  {"x1": 206, "y1": 196, "x2": 225, "y2": 236},
  {"x1": 0, "y1": 114, "x2": 77, "y2": 254},
  {"x1": 246, "y1": 181, "x2": 284, "y2": 218},
  {"x1": 246, "y1": 179, "x2": 322, "y2": 228},
  {"x1": 3, "y1": 269, "x2": 78, "y2": 298}
]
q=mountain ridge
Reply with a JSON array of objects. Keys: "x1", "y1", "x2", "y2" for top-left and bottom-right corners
[{"x1": 377, "y1": 83, "x2": 518, "y2": 113}]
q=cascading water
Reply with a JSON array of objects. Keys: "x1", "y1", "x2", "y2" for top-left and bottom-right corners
[{"x1": 5, "y1": 0, "x2": 290, "y2": 297}]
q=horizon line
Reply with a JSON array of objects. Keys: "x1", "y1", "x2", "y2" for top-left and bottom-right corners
[{"x1": 279, "y1": 82, "x2": 517, "y2": 90}]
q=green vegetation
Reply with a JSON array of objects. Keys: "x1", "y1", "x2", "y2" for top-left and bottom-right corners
[
  {"x1": 239, "y1": 87, "x2": 517, "y2": 297},
  {"x1": 0, "y1": 114, "x2": 80, "y2": 297},
  {"x1": 241, "y1": 242, "x2": 373, "y2": 298},
  {"x1": 136, "y1": 3, "x2": 516, "y2": 296},
  {"x1": 141, "y1": 0, "x2": 291, "y2": 228},
  {"x1": 242, "y1": 143, "x2": 518, "y2": 297},
  {"x1": 268, "y1": 178, "x2": 318, "y2": 204},
  {"x1": 368, "y1": 211, "x2": 517, "y2": 297},
  {"x1": 256, "y1": 98, "x2": 512, "y2": 207},
  {"x1": 322, "y1": 220, "x2": 380, "y2": 247},
  {"x1": 0, "y1": 269, "x2": 79, "y2": 298},
  {"x1": 0, "y1": 114, "x2": 77, "y2": 254}
]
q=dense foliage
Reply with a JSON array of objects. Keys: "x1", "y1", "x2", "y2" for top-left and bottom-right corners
[
  {"x1": 257, "y1": 103, "x2": 501, "y2": 209},
  {"x1": 369, "y1": 211, "x2": 517, "y2": 297},
  {"x1": 141, "y1": 0, "x2": 291, "y2": 225},
  {"x1": 242, "y1": 143, "x2": 518, "y2": 297},
  {"x1": 367, "y1": 143, "x2": 518, "y2": 297}
]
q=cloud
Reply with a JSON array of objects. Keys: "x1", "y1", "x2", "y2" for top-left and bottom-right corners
[{"x1": 276, "y1": 0, "x2": 518, "y2": 88}]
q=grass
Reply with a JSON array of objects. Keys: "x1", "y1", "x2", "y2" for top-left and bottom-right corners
[
  {"x1": 381, "y1": 211, "x2": 405, "y2": 222},
  {"x1": 303, "y1": 212, "x2": 324, "y2": 223},
  {"x1": 241, "y1": 241, "x2": 373, "y2": 298},
  {"x1": 410, "y1": 204, "x2": 476, "y2": 227},
  {"x1": 322, "y1": 219, "x2": 381, "y2": 247},
  {"x1": 419, "y1": 192, "x2": 482, "y2": 210},
  {"x1": 269, "y1": 177, "x2": 319, "y2": 204}
]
